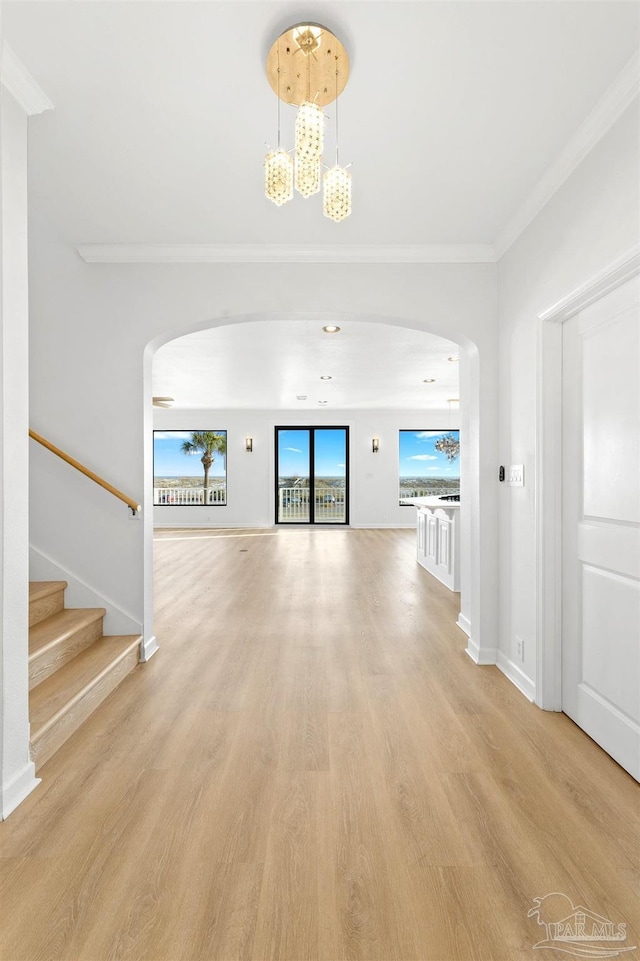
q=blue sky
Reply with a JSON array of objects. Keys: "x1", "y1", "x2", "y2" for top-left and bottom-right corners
[
  {"x1": 154, "y1": 428, "x2": 456, "y2": 480},
  {"x1": 278, "y1": 428, "x2": 347, "y2": 478},
  {"x1": 399, "y1": 430, "x2": 460, "y2": 478},
  {"x1": 154, "y1": 431, "x2": 227, "y2": 478}
]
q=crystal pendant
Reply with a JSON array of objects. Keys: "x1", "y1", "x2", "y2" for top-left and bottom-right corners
[
  {"x1": 264, "y1": 149, "x2": 293, "y2": 206},
  {"x1": 295, "y1": 157, "x2": 321, "y2": 198},
  {"x1": 323, "y1": 165, "x2": 352, "y2": 222},
  {"x1": 295, "y1": 102, "x2": 324, "y2": 163},
  {"x1": 434, "y1": 433, "x2": 460, "y2": 462}
]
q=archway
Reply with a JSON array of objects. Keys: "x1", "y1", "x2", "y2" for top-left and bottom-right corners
[{"x1": 142, "y1": 311, "x2": 490, "y2": 667}]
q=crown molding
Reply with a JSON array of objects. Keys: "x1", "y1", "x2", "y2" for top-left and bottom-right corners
[
  {"x1": 75, "y1": 243, "x2": 496, "y2": 264},
  {"x1": 494, "y1": 51, "x2": 640, "y2": 261},
  {"x1": 539, "y1": 243, "x2": 640, "y2": 324},
  {"x1": 1, "y1": 44, "x2": 54, "y2": 116}
]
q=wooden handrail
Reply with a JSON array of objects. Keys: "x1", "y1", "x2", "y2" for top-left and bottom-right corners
[{"x1": 29, "y1": 429, "x2": 141, "y2": 513}]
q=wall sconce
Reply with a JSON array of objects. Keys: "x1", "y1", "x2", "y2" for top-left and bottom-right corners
[
  {"x1": 372, "y1": 437, "x2": 380, "y2": 453},
  {"x1": 245, "y1": 437, "x2": 253, "y2": 452}
]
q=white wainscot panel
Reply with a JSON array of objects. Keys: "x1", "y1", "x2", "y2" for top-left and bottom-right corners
[
  {"x1": 427, "y1": 516, "x2": 438, "y2": 561},
  {"x1": 415, "y1": 502, "x2": 460, "y2": 592},
  {"x1": 416, "y1": 510, "x2": 424, "y2": 553},
  {"x1": 438, "y1": 518, "x2": 451, "y2": 572}
]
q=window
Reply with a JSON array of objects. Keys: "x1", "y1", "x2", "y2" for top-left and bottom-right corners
[
  {"x1": 153, "y1": 430, "x2": 227, "y2": 505},
  {"x1": 399, "y1": 429, "x2": 460, "y2": 505}
]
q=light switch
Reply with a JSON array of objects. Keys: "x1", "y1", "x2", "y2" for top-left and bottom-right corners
[{"x1": 508, "y1": 465, "x2": 524, "y2": 487}]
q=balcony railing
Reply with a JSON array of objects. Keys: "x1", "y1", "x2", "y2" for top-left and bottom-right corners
[
  {"x1": 399, "y1": 486, "x2": 460, "y2": 503},
  {"x1": 154, "y1": 486, "x2": 226, "y2": 506},
  {"x1": 153, "y1": 484, "x2": 458, "y2": 511},
  {"x1": 278, "y1": 487, "x2": 346, "y2": 522}
]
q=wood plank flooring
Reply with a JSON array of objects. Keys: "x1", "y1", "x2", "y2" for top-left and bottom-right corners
[{"x1": 1, "y1": 527, "x2": 638, "y2": 961}]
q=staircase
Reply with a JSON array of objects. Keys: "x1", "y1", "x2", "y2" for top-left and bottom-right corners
[{"x1": 29, "y1": 581, "x2": 141, "y2": 770}]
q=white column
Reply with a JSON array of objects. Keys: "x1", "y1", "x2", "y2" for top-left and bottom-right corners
[
  {"x1": 141, "y1": 344, "x2": 159, "y2": 662},
  {"x1": 0, "y1": 42, "x2": 53, "y2": 818},
  {"x1": 460, "y1": 335, "x2": 499, "y2": 665}
]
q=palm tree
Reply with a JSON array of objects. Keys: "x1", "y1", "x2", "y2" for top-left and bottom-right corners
[{"x1": 180, "y1": 431, "x2": 226, "y2": 499}]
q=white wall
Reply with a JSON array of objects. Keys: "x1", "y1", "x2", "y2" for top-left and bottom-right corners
[
  {"x1": 27, "y1": 236, "x2": 498, "y2": 665},
  {"x1": 25, "y1": 99, "x2": 638, "y2": 751},
  {"x1": 153, "y1": 407, "x2": 461, "y2": 529},
  {"x1": 0, "y1": 82, "x2": 39, "y2": 817},
  {"x1": 496, "y1": 101, "x2": 640, "y2": 700}
]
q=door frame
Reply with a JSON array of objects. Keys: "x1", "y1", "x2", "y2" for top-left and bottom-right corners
[
  {"x1": 535, "y1": 243, "x2": 640, "y2": 711},
  {"x1": 274, "y1": 425, "x2": 350, "y2": 525}
]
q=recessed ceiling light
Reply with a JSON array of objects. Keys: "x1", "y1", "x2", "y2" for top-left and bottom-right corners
[
  {"x1": 320, "y1": 375, "x2": 332, "y2": 380},
  {"x1": 296, "y1": 395, "x2": 307, "y2": 400},
  {"x1": 322, "y1": 325, "x2": 341, "y2": 333},
  {"x1": 423, "y1": 378, "x2": 436, "y2": 384},
  {"x1": 448, "y1": 355, "x2": 459, "y2": 362},
  {"x1": 318, "y1": 400, "x2": 328, "y2": 405}
]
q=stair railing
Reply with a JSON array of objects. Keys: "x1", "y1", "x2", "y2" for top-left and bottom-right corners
[{"x1": 29, "y1": 429, "x2": 141, "y2": 514}]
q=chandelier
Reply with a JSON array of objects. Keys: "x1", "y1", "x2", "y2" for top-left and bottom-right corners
[
  {"x1": 434, "y1": 433, "x2": 460, "y2": 462},
  {"x1": 264, "y1": 23, "x2": 352, "y2": 222},
  {"x1": 434, "y1": 399, "x2": 460, "y2": 462}
]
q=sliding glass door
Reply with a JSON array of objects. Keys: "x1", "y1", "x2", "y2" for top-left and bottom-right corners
[{"x1": 275, "y1": 427, "x2": 349, "y2": 525}]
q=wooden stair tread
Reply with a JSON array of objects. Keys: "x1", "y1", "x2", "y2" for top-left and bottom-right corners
[
  {"x1": 29, "y1": 580, "x2": 68, "y2": 603},
  {"x1": 29, "y1": 580, "x2": 69, "y2": 628},
  {"x1": 29, "y1": 607, "x2": 106, "y2": 658},
  {"x1": 27, "y1": 580, "x2": 144, "y2": 770},
  {"x1": 30, "y1": 634, "x2": 141, "y2": 736}
]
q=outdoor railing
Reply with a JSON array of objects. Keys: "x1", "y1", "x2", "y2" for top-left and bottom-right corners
[
  {"x1": 154, "y1": 486, "x2": 226, "y2": 506},
  {"x1": 278, "y1": 486, "x2": 346, "y2": 522},
  {"x1": 399, "y1": 486, "x2": 460, "y2": 502},
  {"x1": 153, "y1": 484, "x2": 458, "y2": 510}
]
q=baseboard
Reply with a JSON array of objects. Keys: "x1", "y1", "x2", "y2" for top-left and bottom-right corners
[
  {"x1": 155, "y1": 522, "x2": 417, "y2": 531},
  {"x1": 30, "y1": 544, "x2": 142, "y2": 637},
  {"x1": 497, "y1": 652, "x2": 536, "y2": 702},
  {"x1": 349, "y1": 523, "x2": 416, "y2": 529},
  {"x1": 139, "y1": 634, "x2": 159, "y2": 662},
  {"x1": 456, "y1": 612, "x2": 472, "y2": 637},
  {"x1": 153, "y1": 522, "x2": 272, "y2": 531},
  {"x1": 466, "y1": 638, "x2": 498, "y2": 665},
  {"x1": 1, "y1": 762, "x2": 40, "y2": 820}
]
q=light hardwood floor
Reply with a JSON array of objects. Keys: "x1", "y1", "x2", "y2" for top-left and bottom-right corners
[{"x1": 1, "y1": 528, "x2": 638, "y2": 961}]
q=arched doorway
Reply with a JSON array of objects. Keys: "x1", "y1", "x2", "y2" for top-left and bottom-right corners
[{"x1": 142, "y1": 312, "x2": 489, "y2": 666}]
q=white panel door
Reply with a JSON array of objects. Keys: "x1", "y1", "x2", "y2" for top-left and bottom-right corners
[{"x1": 562, "y1": 276, "x2": 640, "y2": 780}]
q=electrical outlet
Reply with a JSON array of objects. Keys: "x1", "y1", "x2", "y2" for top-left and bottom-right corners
[
  {"x1": 508, "y1": 465, "x2": 524, "y2": 487},
  {"x1": 515, "y1": 636, "x2": 524, "y2": 662}
]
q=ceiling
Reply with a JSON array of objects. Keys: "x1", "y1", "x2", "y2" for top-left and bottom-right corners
[
  {"x1": 153, "y1": 320, "x2": 461, "y2": 410},
  {"x1": 3, "y1": 1, "x2": 638, "y2": 408},
  {"x1": 4, "y1": 1, "x2": 638, "y2": 249}
]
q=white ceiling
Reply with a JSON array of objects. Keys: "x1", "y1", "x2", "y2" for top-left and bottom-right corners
[
  {"x1": 152, "y1": 320, "x2": 461, "y2": 409},
  {"x1": 3, "y1": 1, "x2": 638, "y2": 408},
  {"x1": 4, "y1": 1, "x2": 638, "y2": 248}
]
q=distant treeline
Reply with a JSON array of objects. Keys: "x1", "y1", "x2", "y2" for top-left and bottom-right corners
[
  {"x1": 278, "y1": 477, "x2": 345, "y2": 487},
  {"x1": 154, "y1": 476, "x2": 226, "y2": 488},
  {"x1": 399, "y1": 477, "x2": 460, "y2": 491}
]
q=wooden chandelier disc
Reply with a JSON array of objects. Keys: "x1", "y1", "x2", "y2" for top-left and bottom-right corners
[{"x1": 266, "y1": 23, "x2": 350, "y2": 108}]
